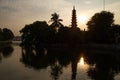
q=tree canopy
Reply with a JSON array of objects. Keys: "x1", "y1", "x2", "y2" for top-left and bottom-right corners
[
  {"x1": 0, "y1": 28, "x2": 14, "y2": 41},
  {"x1": 86, "y1": 11, "x2": 115, "y2": 43},
  {"x1": 20, "y1": 11, "x2": 120, "y2": 46},
  {"x1": 49, "y1": 13, "x2": 63, "y2": 28},
  {"x1": 20, "y1": 21, "x2": 55, "y2": 46}
]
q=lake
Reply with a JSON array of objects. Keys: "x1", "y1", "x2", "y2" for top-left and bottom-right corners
[{"x1": 0, "y1": 43, "x2": 120, "y2": 80}]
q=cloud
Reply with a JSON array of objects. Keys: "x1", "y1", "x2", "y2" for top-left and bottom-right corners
[
  {"x1": 84, "y1": 1, "x2": 92, "y2": 4},
  {"x1": 0, "y1": 6, "x2": 18, "y2": 13},
  {"x1": 106, "y1": 2, "x2": 120, "y2": 24}
]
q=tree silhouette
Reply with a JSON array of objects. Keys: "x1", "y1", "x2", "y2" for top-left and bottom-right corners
[
  {"x1": 56, "y1": 26, "x2": 70, "y2": 44},
  {"x1": 0, "y1": 28, "x2": 14, "y2": 41},
  {"x1": 2, "y1": 28, "x2": 14, "y2": 41},
  {"x1": 111, "y1": 24, "x2": 120, "y2": 43},
  {"x1": 87, "y1": 11, "x2": 114, "y2": 43},
  {"x1": 20, "y1": 21, "x2": 56, "y2": 46},
  {"x1": 50, "y1": 64, "x2": 62, "y2": 80},
  {"x1": 49, "y1": 13, "x2": 63, "y2": 32},
  {"x1": 0, "y1": 28, "x2": 3, "y2": 40},
  {"x1": 20, "y1": 11, "x2": 120, "y2": 45}
]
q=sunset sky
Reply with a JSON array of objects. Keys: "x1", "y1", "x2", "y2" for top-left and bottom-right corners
[{"x1": 0, "y1": 0, "x2": 120, "y2": 36}]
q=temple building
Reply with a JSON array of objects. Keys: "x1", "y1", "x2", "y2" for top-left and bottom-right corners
[{"x1": 71, "y1": 6, "x2": 77, "y2": 28}]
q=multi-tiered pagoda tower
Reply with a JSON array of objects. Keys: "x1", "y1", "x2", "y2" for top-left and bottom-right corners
[{"x1": 71, "y1": 6, "x2": 77, "y2": 28}]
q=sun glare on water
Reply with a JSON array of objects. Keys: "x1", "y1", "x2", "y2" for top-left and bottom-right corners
[
  {"x1": 79, "y1": 57, "x2": 85, "y2": 65},
  {"x1": 78, "y1": 56, "x2": 89, "y2": 70}
]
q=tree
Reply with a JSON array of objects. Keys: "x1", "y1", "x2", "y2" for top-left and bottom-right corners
[
  {"x1": 69, "y1": 27, "x2": 82, "y2": 45},
  {"x1": 2, "y1": 28, "x2": 14, "y2": 41},
  {"x1": 56, "y1": 26, "x2": 70, "y2": 44},
  {"x1": 0, "y1": 28, "x2": 14, "y2": 41},
  {"x1": 49, "y1": 13, "x2": 63, "y2": 30},
  {"x1": 111, "y1": 24, "x2": 120, "y2": 43},
  {"x1": 87, "y1": 11, "x2": 114, "y2": 43},
  {"x1": 20, "y1": 21, "x2": 56, "y2": 46},
  {"x1": 0, "y1": 28, "x2": 3, "y2": 40}
]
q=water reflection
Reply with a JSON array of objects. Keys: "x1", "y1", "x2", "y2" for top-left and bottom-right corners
[
  {"x1": 85, "y1": 49, "x2": 120, "y2": 80},
  {"x1": 50, "y1": 62, "x2": 62, "y2": 80},
  {"x1": 20, "y1": 45, "x2": 120, "y2": 80},
  {"x1": 20, "y1": 45, "x2": 82, "y2": 80},
  {"x1": 79, "y1": 57, "x2": 84, "y2": 65},
  {"x1": 78, "y1": 56, "x2": 89, "y2": 70},
  {"x1": 0, "y1": 43, "x2": 14, "y2": 61}
]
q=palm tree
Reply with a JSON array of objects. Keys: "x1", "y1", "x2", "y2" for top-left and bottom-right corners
[{"x1": 49, "y1": 13, "x2": 63, "y2": 32}]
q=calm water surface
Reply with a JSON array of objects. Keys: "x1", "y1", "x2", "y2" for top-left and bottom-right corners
[{"x1": 0, "y1": 44, "x2": 120, "y2": 80}]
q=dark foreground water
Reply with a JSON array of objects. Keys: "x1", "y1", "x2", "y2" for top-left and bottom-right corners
[{"x1": 1, "y1": 43, "x2": 120, "y2": 80}]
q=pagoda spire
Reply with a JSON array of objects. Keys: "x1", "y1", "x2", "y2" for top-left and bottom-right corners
[
  {"x1": 73, "y1": 5, "x2": 75, "y2": 10},
  {"x1": 71, "y1": 6, "x2": 77, "y2": 28}
]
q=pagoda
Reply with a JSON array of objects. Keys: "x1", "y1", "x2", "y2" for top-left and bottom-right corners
[{"x1": 71, "y1": 6, "x2": 77, "y2": 28}]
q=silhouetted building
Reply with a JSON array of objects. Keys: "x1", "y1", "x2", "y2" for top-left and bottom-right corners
[{"x1": 71, "y1": 6, "x2": 77, "y2": 28}]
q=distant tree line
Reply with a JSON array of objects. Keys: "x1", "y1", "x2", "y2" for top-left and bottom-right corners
[
  {"x1": 20, "y1": 11, "x2": 120, "y2": 47},
  {"x1": 20, "y1": 21, "x2": 82, "y2": 47},
  {"x1": 0, "y1": 28, "x2": 14, "y2": 41}
]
